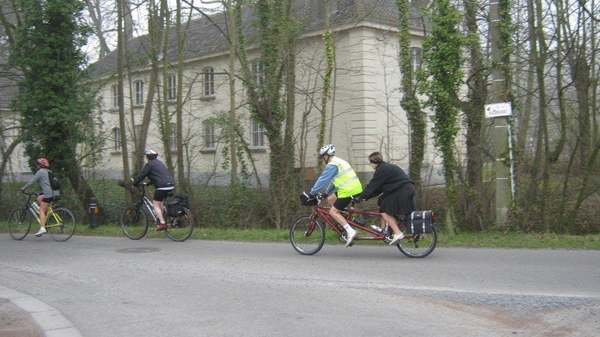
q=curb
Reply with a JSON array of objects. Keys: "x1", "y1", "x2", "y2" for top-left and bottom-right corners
[{"x1": 0, "y1": 286, "x2": 82, "y2": 337}]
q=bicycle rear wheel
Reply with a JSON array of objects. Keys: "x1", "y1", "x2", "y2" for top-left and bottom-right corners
[
  {"x1": 120, "y1": 204, "x2": 149, "y2": 240},
  {"x1": 47, "y1": 207, "x2": 76, "y2": 242},
  {"x1": 395, "y1": 223, "x2": 438, "y2": 258},
  {"x1": 290, "y1": 215, "x2": 325, "y2": 255},
  {"x1": 164, "y1": 207, "x2": 194, "y2": 242},
  {"x1": 8, "y1": 208, "x2": 32, "y2": 240}
]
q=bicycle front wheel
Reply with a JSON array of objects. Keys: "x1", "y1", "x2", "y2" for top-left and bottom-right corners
[
  {"x1": 47, "y1": 207, "x2": 76, "y2": 242},
  {"x1": 290, "y1": 215, "x2": 325, "y2": 255},
  {"x1": 120, "y1": 204, "x2": 149, "y2": 240},
  {"x1": 395, "y1": 224, "x2": 438, "y2": 258},
  {"x1": 8, "y1": 208, "x2": 33, "y2": 240},
  {"x1": 164, "y1": 207, "x2": 194, "y2": 242}
]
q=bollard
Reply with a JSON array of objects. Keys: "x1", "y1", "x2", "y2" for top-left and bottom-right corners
[{"x1": 89, "y1": 197, "x2": 99, "y2": 228}]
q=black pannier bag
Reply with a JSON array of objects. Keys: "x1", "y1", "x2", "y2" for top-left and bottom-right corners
[
  {"x1": 166, "y1": 194, "x2": 188, "y2": 217},
  {"x1": 405, "y1": 210, "x2": 434, "y2": 234},
  {"x1": 299, "y1": 192, "x2": 318, "y2": 206}
]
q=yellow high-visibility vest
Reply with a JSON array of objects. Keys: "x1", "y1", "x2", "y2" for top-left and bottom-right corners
[{"x1": 329, "y1": 156, "x2": 362, "y2": 198}]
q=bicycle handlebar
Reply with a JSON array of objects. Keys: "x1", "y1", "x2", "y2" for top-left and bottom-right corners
[{"x1": 19, "y1": 191, "x2": 40, "y2": 196}]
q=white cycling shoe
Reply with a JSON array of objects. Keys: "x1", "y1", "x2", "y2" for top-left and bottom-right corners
[
  {"x1": 345, "y1": 230, "x2": 358, "y2": 247},
  {"x1": 388, "y1": 232, "x2": 404, "y2": 245},
  {"x1": 34, "y1": 227, "x2": 47, "y2": 237}
]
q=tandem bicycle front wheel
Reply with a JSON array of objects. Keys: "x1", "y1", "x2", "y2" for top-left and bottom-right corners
[
  {"x1": 120, "y1": 204, "x2": 149, "y2": 240},
  {"x1": 290, "y1": 215, "x2": 325, "y2": 255}
]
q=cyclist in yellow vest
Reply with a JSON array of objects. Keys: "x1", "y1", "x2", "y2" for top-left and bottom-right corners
[{"x1": 305, "y1": 144, "x2": 363, "y2": 247}]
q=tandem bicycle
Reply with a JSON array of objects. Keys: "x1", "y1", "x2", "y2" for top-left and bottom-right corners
[
  {"x1": 119, "y1": 181, "x2": 193, "y2": 242},
  {"x1": 8, "y1": 191, "x2": 76, "y2": 241},
  {"x1": 290, "y1": 194, "x2": 437, "y2": 258}
]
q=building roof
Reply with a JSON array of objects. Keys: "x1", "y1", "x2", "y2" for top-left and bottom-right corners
[{"x1": 89, "y1": 0, "x2": 426, "y2": 78}]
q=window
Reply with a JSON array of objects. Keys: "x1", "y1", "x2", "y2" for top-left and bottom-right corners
[
  {"x1": 410, "y1": 47, "x2": 422, "y2": 83},
  {"x1": 203, "y1": 67, "x2": 215, "y2": 96},
  {"x1": 203, "y1": 120, "x2": 215, "y2": 149},
  {"x1": 250, "y1": 59, "x2": 264, "y2": 86},
  {"x1": 167, "y1": 74, "x2": 176, "y2": 101},
  {"x1": 112, "y1": 127, "x2": 121, "y2": 151},
  {"x1": 134, "y1": 80, "x2": 144, "y2": 105},
  {"x1": 169, "y1": 123, "x2": 177, "y2": 151},
  {"x1": 251, "y1": 119, "x2": 265, "y2": 147},
  {"x1": 111, "y1": 84, "x2": 119, "y2": 108}
]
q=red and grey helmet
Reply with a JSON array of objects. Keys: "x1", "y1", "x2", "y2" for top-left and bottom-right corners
[
  {"x1": 144, "y1": 149, "x2": 158, "y2": 160},
  {"x1": 36, "y1": 158, "x2": 49, "y2": 168}
]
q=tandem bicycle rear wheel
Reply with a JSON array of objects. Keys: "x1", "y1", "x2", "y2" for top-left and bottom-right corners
[
  {"x1": 395, "y1": 223, "x2": 438, "y2": 258},
  {"x1": 290, "y1": 215, "x2": 325, "y2": 255}
]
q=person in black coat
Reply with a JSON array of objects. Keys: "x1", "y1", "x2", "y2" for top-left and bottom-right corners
[
  {"x1": 133, "y1": 149, "x2": 175, "y2": 231},
  {"x1": 358, "y1": 152, "x2": 415, "y2": 245}
]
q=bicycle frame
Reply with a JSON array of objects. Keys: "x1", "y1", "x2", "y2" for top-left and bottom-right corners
[
  {"x1": 310, "y1": 200, "x2": 392, "y2": 242},
  {"x1": 291, "y1": 195, "x2": 437, "y2": 257},
  {"x1": 136, "y1": 183, "x2": 160, "y2": 223},
  {"x1": 22, "y1": 192, "x2": 64, "y2": 228}
]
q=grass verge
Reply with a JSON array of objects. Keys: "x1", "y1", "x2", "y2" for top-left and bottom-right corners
[{"x1": 46, "y1": 223, "x2": 600, "y2": 249}]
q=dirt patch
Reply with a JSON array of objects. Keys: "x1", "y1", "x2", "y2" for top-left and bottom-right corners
[{"x1": 0, "y1": 298, "x2": 44, "y2": 337}]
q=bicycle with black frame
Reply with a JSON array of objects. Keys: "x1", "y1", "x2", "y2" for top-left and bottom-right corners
[
  {"x1": 118, "y1": 181, "x2": 193, "y2": 242},
  {"x1": 290, "y1": 193, "x2": 437, "y2": 258}
]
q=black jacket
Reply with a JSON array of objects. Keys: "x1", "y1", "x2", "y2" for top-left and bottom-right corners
[
  {"x1": 360, "y1": 162, "x2": 412, "y2": 200},
  {"x1": 133, "y1": 159, "x2": 175, "y2": 188}
]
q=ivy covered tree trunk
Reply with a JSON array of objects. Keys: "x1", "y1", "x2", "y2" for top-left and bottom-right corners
[
  {"x1": 418, "y1": 0, "x2": 464, "y2": 234},
  {"x1": 9, "y1": 0, "x2": 100, "y2": 215},
  {"x1": 234, "y1": 0, "x2": 300, "y2": 229},
  {"x1": 396, "y1": 0, "x2": 426, "y2": 203}
]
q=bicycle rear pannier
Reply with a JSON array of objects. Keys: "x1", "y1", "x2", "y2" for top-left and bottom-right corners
[
  {"x1": 405, "y1": 210, "x2": 434, "y2": 234},
  {"x1": 299, "y1": 192, "x2": 318, "y2": 206},
  {"x1": 166, "y1": 194, "x2": 188, "y2": 217}
]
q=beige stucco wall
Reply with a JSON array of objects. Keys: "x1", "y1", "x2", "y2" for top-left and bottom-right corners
[{"x1": 7, "y1": 22, "x2": 441, "y2": 186}]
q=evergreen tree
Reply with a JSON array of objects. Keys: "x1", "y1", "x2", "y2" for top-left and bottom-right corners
[{"x1": 9, "y1": 0, "x2": 100, "y2": 212}]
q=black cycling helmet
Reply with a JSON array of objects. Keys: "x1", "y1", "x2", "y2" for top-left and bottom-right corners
[{"x1": 144, "y1": 149, "x2": 158, "y2": 160}]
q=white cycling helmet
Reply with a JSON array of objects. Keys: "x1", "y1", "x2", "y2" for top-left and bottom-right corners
[
  {"x1": 318, "y1": 144, "x2": 335, "y2": 157},
  {"x1": 144, "y1": 149, "x2": 158, "y2": 160}
]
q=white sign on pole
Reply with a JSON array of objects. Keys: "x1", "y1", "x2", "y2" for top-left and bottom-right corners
[{"x1": 485, "y1": 102, "x2": 512, "y2": 118}]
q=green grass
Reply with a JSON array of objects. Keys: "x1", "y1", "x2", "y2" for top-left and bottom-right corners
[{"x1": 5, "y1": 222, "x2": 591, "y2": 249}]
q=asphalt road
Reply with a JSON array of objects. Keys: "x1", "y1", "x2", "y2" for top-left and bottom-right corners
[{"x1": 1, "y1": 234, "x2": 599, "y2": 336}]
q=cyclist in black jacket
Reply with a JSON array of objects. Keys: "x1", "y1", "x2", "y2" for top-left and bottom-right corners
[
  {"x1": 133, "y1": 150, "x2": 175, "y2": 231},
  {"x1": 357, "y1": 152, "x2": 415, "y2": 245}
]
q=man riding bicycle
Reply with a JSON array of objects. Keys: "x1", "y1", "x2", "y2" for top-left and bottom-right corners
[
  {"x1": 304, "y1": 144, "x2": 363, "y2": 247},
  {"x1": 132, "y1": 150, "x2": 175, "y2": 231}
]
